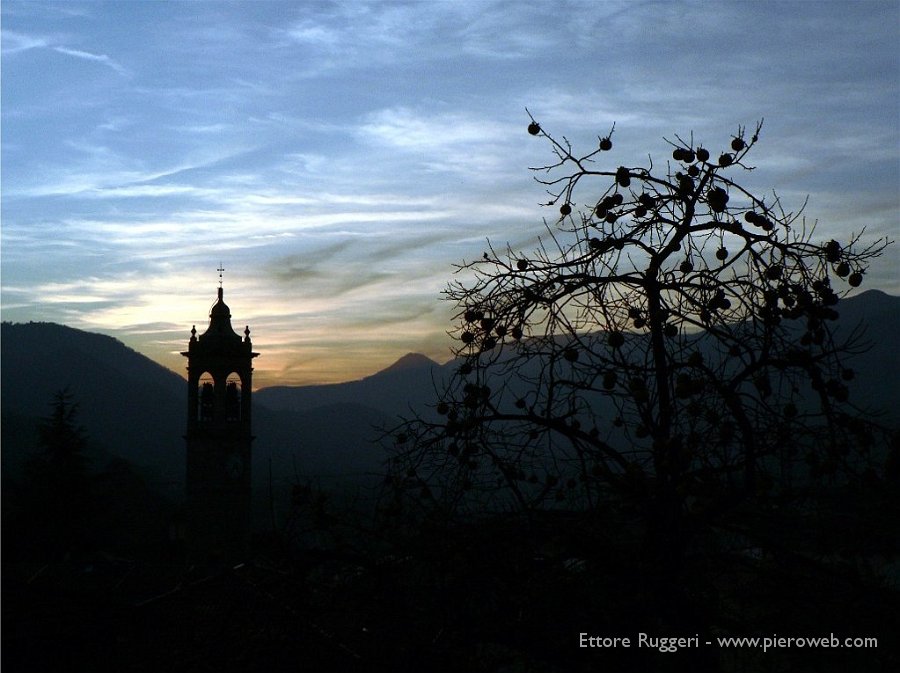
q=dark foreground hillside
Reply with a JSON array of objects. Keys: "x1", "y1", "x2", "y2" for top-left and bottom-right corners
[
  {"x1": 3, "y1": 292, "x2": 899, "y2": 672},
  {"x1": 4, "y1": 496, "x2": 899, "y2": 673}
]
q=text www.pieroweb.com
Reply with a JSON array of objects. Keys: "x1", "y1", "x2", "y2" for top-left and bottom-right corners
[{"x1": 578, "y1": 633, "x2": 878, "y2": 653}]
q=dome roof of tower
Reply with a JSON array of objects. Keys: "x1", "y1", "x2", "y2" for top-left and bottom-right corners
[
  {"x1": 197, "y1": 287, "x2": 242, "y2": 348},
  {"x1": 210, "y1": 287, "x2": 231, "y2": 319}
]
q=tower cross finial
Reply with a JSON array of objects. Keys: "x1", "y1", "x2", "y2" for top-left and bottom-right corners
[{"x1": 217, "y1": 262, "x2": 225, "y2": 288}]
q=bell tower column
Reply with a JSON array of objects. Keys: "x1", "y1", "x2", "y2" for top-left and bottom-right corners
[{"x1": 181, "y1": 278, "x2": 258, "y2": 565}]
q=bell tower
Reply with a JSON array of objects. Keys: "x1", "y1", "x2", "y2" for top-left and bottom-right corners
[{"x1": 182, "y1": 271, "x2": 258, "y2": 564}]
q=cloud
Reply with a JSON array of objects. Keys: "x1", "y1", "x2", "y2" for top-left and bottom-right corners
[
  {"x1": 270, "y1": 241, "x2": 355, "y2": 283},
  {"x1": 360, "y1": 107, "x2": 513, "y2": 151},
  {"x1": 7, "y1": 145, "x2": 252, "y2": 199},
  {"x1": 353, "y1": 106, "x2": 531, "y2": 181},
  {"x1": 52, "y1": 45, "x2": 129, "y2": 74},
  {"x1": 172, "y1": 123, "x2": 232, "y2": 134},
  {"x1": 451, "y1": 3, "x2": 559, "y2": 59},
  {"x1": 1, "y1": 30, "x2": 49, "y2": 54},
  {"x1": 79, "y1": 184, "x2": 221, "y2": 199},
  {"x1": 286, "y1": 22, "x2": 340, "y2": 47},
  {"x1": 1, "y1": 29, "x2": 128, "y2": 74}
]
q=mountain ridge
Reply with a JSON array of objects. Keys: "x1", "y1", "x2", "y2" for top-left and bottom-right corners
[
  {"x1": 254, "y1": 289, "x2": 900, "y2": 421},
  {"x1": 0, "y1": 322, "x2": 400, "y2": 508},
  {"x1": 371, "y1": 351, "x2": 441, "y2": 377},
  {"x1": 3, "y1": 289, "x2": 897, "y2": 504}
]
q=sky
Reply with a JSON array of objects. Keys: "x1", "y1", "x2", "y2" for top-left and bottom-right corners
[{"x1": 2, "y1": 0, "x2": 898, "y2": 388}]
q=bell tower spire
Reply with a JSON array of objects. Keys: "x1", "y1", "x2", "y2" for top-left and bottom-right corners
[{"x1": 181, "y1": 272, "x2": 258, "y2": 564}]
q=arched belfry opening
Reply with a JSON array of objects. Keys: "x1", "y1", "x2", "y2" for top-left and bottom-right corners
[
  {"x1": 181, "y1": 274, "x2": 258, "y2": 564},
  {"x1": 225, "y1": 374, "x2": 242, "y2": 422},
  {"x1": 192, "y1": 372, "x2": 243, "y2": 423},
  {"x1": 198, "y1": 372, "x2": 215, "y2": 422}
]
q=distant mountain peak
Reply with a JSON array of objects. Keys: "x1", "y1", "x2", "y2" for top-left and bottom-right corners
[
  {"x1": 848, "y1": 288, "x2": 893, "y2": 303},
  {"x1": 375, "y1": 352, "x2": 439, "y2": 376}
]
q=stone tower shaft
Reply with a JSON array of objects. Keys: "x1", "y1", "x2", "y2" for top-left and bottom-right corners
[{"x1": 181, "y1": 286, "x2": 258, "y2": 564}]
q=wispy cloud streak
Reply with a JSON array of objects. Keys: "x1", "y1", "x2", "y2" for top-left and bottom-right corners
[{"x1": 52, "y1": 45, "x2": 128, "y2": 74}]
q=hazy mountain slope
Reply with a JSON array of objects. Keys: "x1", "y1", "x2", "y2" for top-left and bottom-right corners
[
  {"x1": 0, "y1": 322, "x2": 394, "y2": 504},
  {"x1": 256, "y1": 352, "x2": 450, "y2": 419},
  {"x1": 254, "y1": 290, "x2": 900, "y2": 426},
  {"x1": 252, "y1": 402, "x2": 392, "y2": 524},
  {"x1": 1, "y1": 322, "x2": 187, "y2": 487},
  {"x1": 826, "y1": 290, "x2": 900, "y2": 423}
]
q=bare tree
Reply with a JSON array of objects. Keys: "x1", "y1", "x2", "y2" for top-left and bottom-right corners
[{"x1": 387, "y1": 119, "x2": 891, "y2": 581}]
